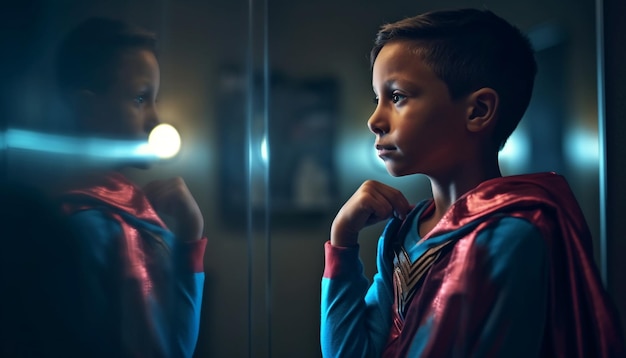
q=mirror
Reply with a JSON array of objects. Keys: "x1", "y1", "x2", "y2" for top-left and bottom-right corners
[{"x1": 1, "y1": 1, "x2": 252, "y2": 357}]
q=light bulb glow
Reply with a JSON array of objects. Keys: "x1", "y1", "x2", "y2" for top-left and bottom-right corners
[{"x1": 148, "y1": 123, "x2": 181, "y2": 159}]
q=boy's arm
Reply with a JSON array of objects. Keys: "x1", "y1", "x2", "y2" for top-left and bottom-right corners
[
  {"x1": 168, "y1": 237, "x2": 207, "y2": 358},
  {"x1": 321, "y1": 221, "x2": 397, "y2": 358},
  {"x1": 470, "y1": 218, "x2": 549, "y2": 356},
  {"x1": 70, "y1": 209, "x2": 207, "y2": 358},
  {"x1": 321, "y1": 180, "x2": 411, "y2": 357},
  {"x1": 142, "y1": 177, "x2": 206, "y2": 357},
  {"x1": 67, "y1": 210, "x2": 124, "y2": 357},
  {"x1": 407, "y1": 216, "x2": 549, "y2": 357}
]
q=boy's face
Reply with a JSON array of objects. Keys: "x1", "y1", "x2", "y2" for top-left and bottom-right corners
[
  {"x1": 368, "y1": 41, "x2": 470, "y2": 177},
  {"x1": 84, "y1": 48, "x2": 160, "y2": 143}
]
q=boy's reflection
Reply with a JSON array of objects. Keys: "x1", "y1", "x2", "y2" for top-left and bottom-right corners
[{"x1": 54, "y1": 17, "x2": 207, "y2": 357}]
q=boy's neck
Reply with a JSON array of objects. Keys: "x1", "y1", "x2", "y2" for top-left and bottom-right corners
[{"x1": 420, "y1": 158, "x2": 502, "y2": 236}]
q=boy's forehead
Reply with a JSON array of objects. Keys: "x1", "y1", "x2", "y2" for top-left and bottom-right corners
[
  {"x1": 109, "y1": 49, "x2": 160, "y2": 88},
  {"x1": 376, "y1": 41, "x2": 425, "y2": 66},
  {"x1": 114, "y1": 49, "x2": 158, "y2": 74},
  {"x1": 372, "y1": 41, "x2": 433, "y2": 86}
]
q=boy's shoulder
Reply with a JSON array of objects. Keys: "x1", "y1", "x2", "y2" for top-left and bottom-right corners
[
  {"x1": 457, "y1": 172, "x2": 587, "y2": 242},
  {"x1": 470, "y1": 172, "x2": 579, "y2": 215},
  {"x1": 426, "y1": 172, "x2": 583, "y2": 239}
]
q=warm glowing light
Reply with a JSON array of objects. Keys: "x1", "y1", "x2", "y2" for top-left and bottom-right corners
[{"x1": 148, "y1": 124, "x2": 181, "y2": 159}]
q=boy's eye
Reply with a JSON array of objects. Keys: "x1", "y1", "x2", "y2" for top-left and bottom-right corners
[
  {"x1": 391, "y1": 93, "x2": 406, "y2": 104},
  {"x1": 134, "y1": 95, "x2": 146, "y2": 104},
  {"x1": 372, "y1": 96, "x2": 379, "y2": 104}
]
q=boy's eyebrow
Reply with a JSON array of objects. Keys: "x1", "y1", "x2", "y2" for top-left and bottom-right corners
[
  {"x1": 133, "y1": 83, "x2": 157, "y2": 96},
  {"x1": 136, "y1": 80, "x2": 155, "y2": 89},
  {"x1": 371, "y1": 80, "x2": 394, "y2": 96},
  {"x1": 385, "y1": 79, "x2": 400, "y2": 88},
  {"x1": 372, "y1": 79, "x2": 405, "y2": 93},
  {"x1": 389, "y1": 77, "x2": 425, "y2": 91}
]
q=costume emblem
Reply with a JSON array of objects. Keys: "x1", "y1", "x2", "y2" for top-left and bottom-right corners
[{"x1": 393, "y1": 239, "x2": 452, "y2": 319}]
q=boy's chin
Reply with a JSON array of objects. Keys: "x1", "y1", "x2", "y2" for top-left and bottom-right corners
[
  {"x1": 124, "y1": 157, "x2": 158, "y2": 170},
  {"x1": 388, "y1": 172, "x2": 412, "y2": 178},
  {"x1": 130, "y1": 159, "x2": 155, "y2": 170},
  {"x1": 384, "y1": 165, "x2": 413, "y2": 177}
]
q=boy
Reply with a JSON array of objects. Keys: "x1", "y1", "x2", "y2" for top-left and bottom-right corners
[
  {"x1": 321, "y1": 8, "x2": 625, "y2": 357},
  {"x1": 55, "y1": 17, "x2": 206, "y2": 358}
]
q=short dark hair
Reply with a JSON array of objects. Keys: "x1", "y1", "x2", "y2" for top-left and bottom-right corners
[
  {"x1": 56, "y1": 17, "x2": 157, "y2": 93},
  {"x1": 370, "y1": 8, "x2": 537, "y2": 150}
]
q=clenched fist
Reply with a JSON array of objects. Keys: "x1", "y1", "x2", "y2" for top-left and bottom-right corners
[
  {"x1": 331, "y1": 180, "x2": 411, "y2": 247},
  {"x1": 143, "y1": 177, "x2": 204, "y2": 242}
]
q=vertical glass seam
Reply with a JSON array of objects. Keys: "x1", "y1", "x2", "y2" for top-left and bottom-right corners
[
  {"x1": 595, "y1": 0, "x2": 608, "y2": 287},
  {"x1": 247, "y1": 1, "x2": 255, "y2": 357},
  {"x1": 263, "y1": 0, "x2": 272, "y2": 355}
]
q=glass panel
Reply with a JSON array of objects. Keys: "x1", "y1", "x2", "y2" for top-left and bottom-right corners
[
  {"x1": 266, "y1": 1, "x2": 599, "y2": 357},
  {"x1": 1, "y1": 1, "x2": 256, "y2": 357}
]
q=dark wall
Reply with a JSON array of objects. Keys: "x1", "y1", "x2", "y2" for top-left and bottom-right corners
[{"x1": 603, "y1": 0, "x2": 626, "y2": 339}]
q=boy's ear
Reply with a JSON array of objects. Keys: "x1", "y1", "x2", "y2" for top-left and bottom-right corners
[{"x1": 465, "y1": 88, "x2": 498, "y2": 133}]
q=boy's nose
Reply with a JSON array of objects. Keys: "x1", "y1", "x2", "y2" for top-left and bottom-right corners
[
  {"x1": 145, "y1": 105, "x2": 160, "y2": 133},
  {"x1": 367, "y1": 110, "x2": 388, "y2": 135}
]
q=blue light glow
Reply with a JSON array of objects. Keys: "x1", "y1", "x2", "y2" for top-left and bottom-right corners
[
  {"x1": 564, "y1": 127, "x2": 599, "y2": 169},
  {"x1": 260, "y1": 136, "x2": 269, "y2": 163},
  {"x1": 3, "y1": 128, "x2": 158, "y2": 160},
  {"x1": 499, "y1": 129, "x2": 531, "y2": 173}
]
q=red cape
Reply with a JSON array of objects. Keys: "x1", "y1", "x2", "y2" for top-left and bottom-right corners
[
  {"x1": 60, "y1": 172, "x2": 169, "y2": 357},
  {"x1": 386, "y1": 172, "x2": 625, "y2": 357}
]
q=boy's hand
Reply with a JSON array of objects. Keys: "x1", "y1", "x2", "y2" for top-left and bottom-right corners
[
  {"x1": 331, "y1": 180, "x2": 411, "y2": 247},
  {"x1": 143, "y1": 177, "x2": 204, "y2": 242}
]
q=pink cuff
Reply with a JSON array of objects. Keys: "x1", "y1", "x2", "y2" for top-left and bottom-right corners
[
  {"x1": 323, "y1": 240, "x2": 360, "y2": 279},
  {"x1": 183, "y1": 237, "x2": 207, "y2": 272}
]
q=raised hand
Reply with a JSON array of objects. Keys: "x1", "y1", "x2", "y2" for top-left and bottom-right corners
[
  {"x1": 143, "y1": 177, "x2": 204, "y2": 242},
  {"x1": 331, "y1": 180, "x2": 411, "y2": 247}
]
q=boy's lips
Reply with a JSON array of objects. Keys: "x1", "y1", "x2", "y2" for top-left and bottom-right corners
[{"x1": 375, "y1": 143, "x2": 397, "y2": 157}]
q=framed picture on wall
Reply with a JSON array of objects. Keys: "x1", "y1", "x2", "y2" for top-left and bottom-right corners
[{"x1": 216, "y1": 66, "x2": 339, "y2": 227}]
